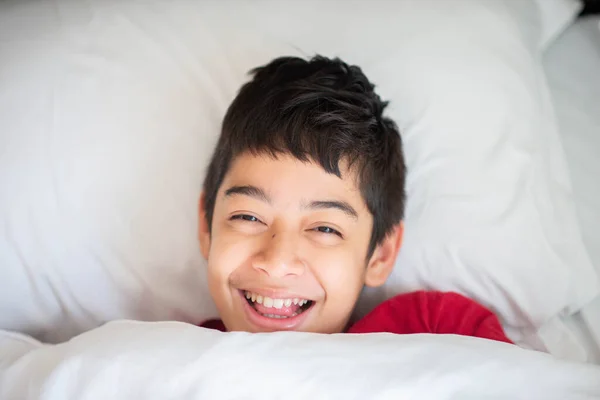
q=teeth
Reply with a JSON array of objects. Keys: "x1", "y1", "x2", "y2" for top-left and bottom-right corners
[
  {"x1": 263, "y1": 297, "x2": 273, "y2": 307},
  {"x1": 262, "y1": 313, "x2": 288, "y2": 319},
  {"x1": 261, "y1": 312, "x2": 299, "y2": 319},
  {"x1": 244, "y1": 291, "x2": 310, "y2": 309}
]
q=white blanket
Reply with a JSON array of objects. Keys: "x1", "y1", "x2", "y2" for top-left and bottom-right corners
[{"x1": 1, "y1": 321, "x2": 599, "y2": 399}]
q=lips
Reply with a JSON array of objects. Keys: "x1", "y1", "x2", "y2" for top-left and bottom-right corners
[
  {"x1": 243, "y1": 290, "x2": 313, "y2": 317},
  {"x1": 239, "y1": 289, "x2": 315, "y2": 330}
]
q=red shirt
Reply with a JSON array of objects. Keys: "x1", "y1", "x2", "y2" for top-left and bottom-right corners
[{"x1": 201, "y1": 290, "x2": 513, "y2": 344}]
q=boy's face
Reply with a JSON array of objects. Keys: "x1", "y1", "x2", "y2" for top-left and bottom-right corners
[{"x1": 199, "y1": 152, "x2": 402, "y2": 333}]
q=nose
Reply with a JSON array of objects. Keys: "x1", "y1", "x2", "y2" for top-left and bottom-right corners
[{"x1": 252, "y1": 230, "x2": 305, "y2": 278}]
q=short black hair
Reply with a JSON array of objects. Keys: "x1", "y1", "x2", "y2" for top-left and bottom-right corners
[{"x1": 202, "y1": 55, "x2": 406, "y2": 257}]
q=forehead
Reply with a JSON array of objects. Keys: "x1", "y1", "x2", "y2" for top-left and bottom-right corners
[{"x1": 220, "y1": 152, "x2": 366, "y2": 209}]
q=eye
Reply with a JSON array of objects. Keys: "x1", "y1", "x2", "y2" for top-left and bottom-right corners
[
  {"x1": 230, "y1": 214, "x2": 261, "y2": 223},
  {"x1": 314, "y1": 226, "x2": 343, "y2": 238}
]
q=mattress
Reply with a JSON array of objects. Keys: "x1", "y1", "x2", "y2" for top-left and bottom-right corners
[{"x1": 543, "y1": 15, "x2": 600, "y2": 364}]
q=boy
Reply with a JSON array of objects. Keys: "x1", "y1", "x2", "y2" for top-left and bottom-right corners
[{"x1": 198, "y1": 55, "x2": 512, "y2": 343}]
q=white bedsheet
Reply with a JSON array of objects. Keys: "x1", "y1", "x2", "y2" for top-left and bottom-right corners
[
  {"x1": 542, "y1": 15, "x2": 600, "y2": 364},
  {"x1": 1, "y1": 321, "x2": 599, "y2": 400}
]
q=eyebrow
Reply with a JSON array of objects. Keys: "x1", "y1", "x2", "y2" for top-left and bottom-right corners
[
  {"x1": 304, "y1": 200, "x2": 359, "y2": 220},
  {"x1": 224, "y1": 185, "x2": 358, "y2": 220},
  {"x1": 224, "y1": 185, "x2": 271, "y2": 204}
]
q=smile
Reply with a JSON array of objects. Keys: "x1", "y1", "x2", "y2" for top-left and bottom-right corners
[{"x1": 244, "y1": 290, "x2": 314, "y2": 319}]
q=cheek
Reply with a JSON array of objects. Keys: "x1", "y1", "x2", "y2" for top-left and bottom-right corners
[
  {"x1": 207, "y1": 228, "x2": 257, "y2": 282},
  {"x1": 308, "y1": 250, "x2": 364, "y2": 332},
  {"x1": 308, "y1": 246, "x2": 366, "y2": 300}
]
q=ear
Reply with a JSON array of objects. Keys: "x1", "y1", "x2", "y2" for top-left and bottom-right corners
[
  {"x1": 364, "y1": 222, "x2": 404, "y2": 288},
  {"x1": 198, "y1": 192, "x2": 211, "y2": 260}
]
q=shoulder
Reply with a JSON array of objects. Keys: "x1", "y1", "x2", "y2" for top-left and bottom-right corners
[
  {"x1": 375, "y1": 290, "x2": 482, "y2": 311},
  {"x1": 348, "y1": 290, "x2": 504, "y2": 337},
  {"x1": 381, "y1": 290, "x2": 499, "y2": 325},
  {"x1": 377, "y1": 290, "x2": 512, "y2": 343},
  {"x1": 348, "y1": 290, "x2": 449, "y2": 334}
]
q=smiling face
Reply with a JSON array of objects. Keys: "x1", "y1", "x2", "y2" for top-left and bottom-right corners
[{"x1": 199, "y1": 152, "x2": 403, "y2": 333}]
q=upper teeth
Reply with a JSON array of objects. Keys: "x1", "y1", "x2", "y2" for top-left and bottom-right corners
[{"x1": 245, "y1": 291, "x2": 309, "y2": 308}]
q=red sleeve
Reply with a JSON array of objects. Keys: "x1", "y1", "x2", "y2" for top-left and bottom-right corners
[
  {"x1": 348, "y1": 291, "x2": 513, "y2": 344},
  {"x1": 200, "y1": 319, "x2": 227, "y2": 332}
]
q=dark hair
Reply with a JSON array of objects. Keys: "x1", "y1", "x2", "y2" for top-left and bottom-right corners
[{"x1": 202, "y1": 55, "x2": 406, "y2": 257}]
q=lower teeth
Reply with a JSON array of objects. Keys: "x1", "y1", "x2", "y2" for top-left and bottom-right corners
[{"x1": 260, "y1": 312, "x2": 299, "y2": 319}]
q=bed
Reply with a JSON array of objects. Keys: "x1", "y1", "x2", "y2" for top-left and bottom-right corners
[{"x1": 1, "y1": 1, "x2": 600, "y2": 398}]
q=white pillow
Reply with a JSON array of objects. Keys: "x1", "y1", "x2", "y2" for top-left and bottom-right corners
[
  {"x1": 536, "y1": 15, "x2": 600, "y2": 361},
  {"x1": 2, "y1": 322, "x2": 600, "y2": 399},
  {"x1": 0, "y1": 0, "x2": 597, "y2": 343},
  {"x1": 544, "y1": 15, "x2": 600, "y2": 277},
  {"x1": 534, "y1": 0, "x2": 584, "y2": 50}
]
